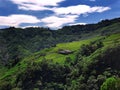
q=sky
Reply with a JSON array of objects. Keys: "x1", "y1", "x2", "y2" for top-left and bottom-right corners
[{"x1": 0, "y1": 0, "x2": 120, "y2": 29}]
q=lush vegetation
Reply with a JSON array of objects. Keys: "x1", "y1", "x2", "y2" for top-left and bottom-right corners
[
  {"x1": 100, "y1": 77, "x2": 120, "y2": 90},
  {"x1": 0, "y1": 17, "x2": 120, "y2": 90}
]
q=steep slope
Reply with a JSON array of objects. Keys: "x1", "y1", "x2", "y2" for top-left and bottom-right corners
[
  {"x1": 0, "y1": 18, "x2": 120, "y2": 66},
  {"x1": 0, "y1": 17, "x2": 120, "y2": 90},
  {"x1": 0, "y1": 32, "x2": 119, "y2": 90}
]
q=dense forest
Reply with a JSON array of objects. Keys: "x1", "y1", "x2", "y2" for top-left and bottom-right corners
[{"x1": 0, "y1": 17, "x2": 120, "y2": 90}]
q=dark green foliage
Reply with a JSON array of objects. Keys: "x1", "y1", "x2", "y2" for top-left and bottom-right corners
[
  {"x1": 0, "y1": 81, "x2": 11, "y2": 90},
  {"x1": 65, "y1": 57, "x2": 72, "y2": 64},
  {"x1": 100, "y1": 77, "x2": 120, "y2": 90},
  {"x1": 0, "y1": 17, "x2": 120, "y2": 90},
  {"x1": 0, "y1": 35, "x2": 9, "y2": 66},
  {"x1": 15, "y1": 59, "x2": 71, "y2": 89},
  {"x1": 68, "y1": 40, "x2": 120, "y2": 90},
  {"x1": 78, "y1": 40, "x2": 104, "y2": 56}
]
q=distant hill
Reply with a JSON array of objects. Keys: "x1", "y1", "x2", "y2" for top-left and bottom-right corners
[{"x1": 0, "y1": 17, "x2": 120, "y2": 90}]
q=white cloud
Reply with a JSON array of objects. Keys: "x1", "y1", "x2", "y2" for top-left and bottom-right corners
[
  {"x1": 10, "y1": 0, "x2": 65, "y2": 11},
  {"x1": 3, "y1": 0, "x2": 111, "y2": 29},
  {"x1": 41, "y1": 15, "x2": 78, "y2": 28},
  {"x1": 88, "y1": 6, "x2": 111, "y2": 13},
  {"x1": 41, "y1": 4, "x2": 110, "y2": 28},
  {"x1": 0, "y1": 14, "x2": 40, "y2": 27},
  {"x1": 53, "y1": 5, "x2": 111, "y2": 15},
  {"x1": 10, "y1": 0, "x2": 110, "y2": 14},
  {"x1": 69, "y1": 23, "x2": 87, "y2": 26},
  {"x1": 40, "y1": 5, "x2": 110, "y2": 28},
  {"x1": 21, "y1": 25, "x2": 40, "y2": 29}
]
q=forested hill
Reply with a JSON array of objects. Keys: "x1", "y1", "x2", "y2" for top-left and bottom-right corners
[
  {"x1": 0, "y1": 17, "x2": 120, "y2": 66},
  {"x1": 0, "y1": 17, "x2": 120, "y2": 90},
  {"x1": 59, "y1": 17, "x2": 120, "y2": 35}
]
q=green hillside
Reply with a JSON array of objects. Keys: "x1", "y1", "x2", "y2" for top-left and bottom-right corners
[
  {"x1": 0, "y1": 18, "x2": 119, "y2": 66},
  {"x1": 0, "y1": 18, "x2": 120, "y2": 90}
]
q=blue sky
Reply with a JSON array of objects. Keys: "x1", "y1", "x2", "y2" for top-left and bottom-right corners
[{"x1": 0, "y1": 0, "x2": 120, "y2": 29}]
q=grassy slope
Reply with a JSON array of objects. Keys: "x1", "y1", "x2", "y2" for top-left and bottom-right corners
[
  {"x1": 0, "y1": 33, "x2": 119, "y2": 82},
  {"x1": 0, "y1": 22, "x2": 120, "y2": 85}
]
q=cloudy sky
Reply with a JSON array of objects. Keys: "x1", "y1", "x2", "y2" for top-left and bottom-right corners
[{"x1": 0, "y1": 0, "x2": 120, "y2": 29}]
